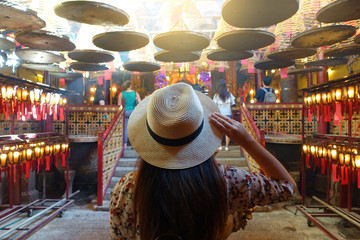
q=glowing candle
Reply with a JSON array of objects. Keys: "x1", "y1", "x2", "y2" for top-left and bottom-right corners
[
  {"x1": 54, "y1": 144, "x2": 61, "y2": 154},
  {"x1": 26, "y1": 149, "x2": 33, "y2": 160},
  {"x1": 335, "y1": 88, "x2": 342, "y2": 102},
  {"x1": 355, "y1": 155, "x2": 360, "y2": 169},
  {"x1": 35, "y1": 147, "x2": 41, "y2": 158},
  {"x1": 22, "y1": 89, "x2": 28, "y2": 101}
]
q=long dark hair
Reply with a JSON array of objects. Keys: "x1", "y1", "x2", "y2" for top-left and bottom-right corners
[
  {"x1": 134, "y1": 157, "x2": 228, "y2": 240},
  {"x1": 215, "y1": 79, "x2": 230, "y2": 102}
]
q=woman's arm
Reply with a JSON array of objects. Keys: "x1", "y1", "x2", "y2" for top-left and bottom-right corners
[
  {"x1": 136, "y1": 91, "x2": 141, "y2": 104},
  {"x1": 209, "y1": 112, "x2": 296, "y2": 188},
  {"x1": 117, "y1": 92, "x2": 123, "y2": 106}
]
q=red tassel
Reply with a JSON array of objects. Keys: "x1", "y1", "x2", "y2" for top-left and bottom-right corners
[
  {"x1": 332, "y1": 164, "x2": 339, "y2": 182},
  {"x1": 61, "y1": 154, "x2": 66, "y2": 167},
  {"x1": 13, "y1": 165, "x2": 16, "y2": 183},
  {"x1": 46, "y1": 156, "x2": 51, "y2": 171},
  {"x1": 53, "y1": 105, "x2": 58, "y2": 120},
  {"x1": 60, "y1": 107, "x2": 64, "y2": 121},
  {"x1": 0, "y1": 168, "x2": 1, "y2": 183},
  {"x1": 349, "y1": 101, "x2": 353, "y2": 121},
  {"x1": 358, "y1": 170, "x2": 360, "y2": 189},
  {"x1": 341, "y1": 166, "x2": 348, "y2": 185},
  {"x1": 321, "y1": 158, "x2": 326, "y2": 174},
  {"x1": 25, "y1": 161, "x2": 30, "y2": 178},
  {"x1": 306, "y1": 155, "x2": 311, "y2": 168},
  {"x1": 316, "y1": 105, "x2": 320, "y2": 121},
  {"x1": 55, "y1": 154, "x2": 58, "y2": 167}
]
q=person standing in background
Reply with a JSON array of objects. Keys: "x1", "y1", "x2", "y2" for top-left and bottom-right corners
[
  {"x1": 254, "y1": 76, "x2": 276, "y2": 103},
  {"x1": 94, "y1": 87, "x2": 107, "y2": 105},
  {"x1": 118, "y1": 80, "x2": 141, "y2": 148},
  {"x1": 213, "y1": 79, "x2": 235, "y2": 151}
]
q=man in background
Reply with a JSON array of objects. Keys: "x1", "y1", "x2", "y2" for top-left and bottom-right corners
[{"x1": 254, "y1": 76, "x2": 276, "y2": 103}]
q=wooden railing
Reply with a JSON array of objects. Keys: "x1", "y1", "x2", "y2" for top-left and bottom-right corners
[
  {"x1": 54, "y1": 105, "x2": 120, "y2": 136},
  {"x1": 97, "y1": 105, "x2": 125, "y2": 206},
  {"x1": 238, "y1": 103, "x2": 264, "y2": 173},
  {"x1": 245, "y1": 103, "x2": 316, "y2": 136}
]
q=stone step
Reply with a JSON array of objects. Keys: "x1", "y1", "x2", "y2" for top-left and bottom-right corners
[
  {"x1": 109, "y1": 176, "x2": 121, "y2": 188},
  {"x1": 114, "y1": 166, "x2": 136, "y2": 178},
  {"x1": 117, "y1": 158, "x2": 138, "y2": 167},
  {"x1": 123, "y1": 149, "x2": 138, "y2": 158},
  {"x1": 104, "y1": 188, "x2": 113, "y2": 201},
  {"x1": 216, "y1": 157, "x2": 247, "y2": 168}
]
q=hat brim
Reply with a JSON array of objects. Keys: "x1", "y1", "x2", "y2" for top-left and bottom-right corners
[{"x1": 128, "y1": 90, "x2": 222, "y2": 169}]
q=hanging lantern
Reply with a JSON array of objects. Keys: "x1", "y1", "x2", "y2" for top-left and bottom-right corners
[
  {"x1": 315, "y1": 93, "x2": 321, "y2": 105},
  {"x1": 339, "y1": 152, "x2": 345, "y2": 165},
  {"x1": 7, "y1": 150, "x2": 13, "y2": 164},
  {"x1": 348, "y1": 86, "x2": 355, "y2": 100},
  {"x1": 335, "y1": 88, "x2": 342, "y2": 102},
  {"x1": 303, "y1": 96, "x2": 308, "y2": 107},
  {"x1": 326, "y1": 91, "x2": 332, "y2": 104},
  {"x1": 331, "y1": 148, "x2": 338, "y2": 162},
  {"x1": 34, "y1": 90, "x2": 41, "y2": 103},
  {"x1": 40, "y1": 93, "x2": 46, "y2": 104},
  {"x1": 342, "y1": 86, "x2": 348, "y2": 101},
  {"x1": 1, "y1": 153, "x2": 7, "y2": 167},
  {"x1": 303, "y1": 144, "x2": 308, "y2": 154},
  {"x1": 26, "y1": 148, "x2": 33, "y2": 161},
  {"x1": 306, "y1": 96, "x2": 312, "y2": 107},
  {"x1": 344, "y1": 152, "x2": 351, "y2": 166},
  {"x1": 62, "y1": 97, "x2": 67, "y2": 106},
  {"x1": 354, "y1": 155, "x2": 360, "y2": 169},
  {"x1": 29, "y1": 90, "x2": 35, "y2": 103},
  {"x1": 16, "y1": 87, "x2": 22, "y2": 100},
  {"x1": 61, "y1": 143, "x2": 69, "y2": 153},
  {"x1": 45, "y1": 92, "x2": 51, "y2": 104},
  {"x1": 310, "y1": 145, "x2": 316, "y2": 156},
  {"x1": 35, "y1": 146, "x2": 41, "y2": 158},
  {"x1": 6, "y1": 86, "x2": 14, "y2": 100},
  {"x1": 54, "y1": 143, "x2": 61, "y2": 154},
  {"x1": 321, "y1": 92, "x2": 327, "y2": 105},
  {"x1": 1, "y1": 85, "x2": 6, "y2": 99},
  {"x1": 331, "y1": 88, "x2": 337, "y2": 102},
  {"x1": 315, "y1": 145, "x2": 320, "y2": 157},
  {"x1": 22, "y1": 88, "x2": 28, "y2": 101},
  {"x1": 13, "y1": 151, "x2": 20, "y2": 164}
]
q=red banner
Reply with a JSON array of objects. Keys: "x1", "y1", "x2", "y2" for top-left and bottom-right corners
[{"x1": 332, "y1": 164, "x2": 339, "y2": 182}]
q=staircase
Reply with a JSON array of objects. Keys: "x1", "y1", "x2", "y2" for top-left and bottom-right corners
[{"x1": 97, "y1": 145, "x2": 247, "y2": 210}]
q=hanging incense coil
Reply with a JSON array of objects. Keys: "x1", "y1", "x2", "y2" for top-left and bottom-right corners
[
  {"x1": 305, "y1": 57, "x2": 348, "y2": 67},
  {"x1": 207, "y1": 49, "x2": 253, "y2": 61},
  {"x1": 92, "y1": 31, "x2": 149, "y2": 52},
  {"x1": 291, "y1": 25, "x2": 357, "y2": 48},
  {"x1": 217, "y1": 30, "x2": 275, "y2": 51},
  {"x1": 324, "y1": 44, "x2": 360, "y2": 58},
  {"x1": 154, "y1": 50, "x2": 200, "y2": 63},
  {"x1": 70, "y1": 62, "x2": 108, "y2": 71},
  {"x1": 254, "y1": 58, "x2": 295, "y2": 70},
  {"x1": 22, "y1": 63, "x2": 63, "y2": 72},
  {"x1": 316, "y1": 0, "x2": 360, "y2": 23},
  {"x1": 123, "y1": 61, "x2": 161, "y2": 72},
  {"x1": 153, "y1": 31, "x2": 210, "y2": 51},
  {"x1": 16, "y1": 48, "x2": 66, "y2": 64},
  {"x1": 0, "y1": 1, "x2": 45, "y2": 31},
  {"x1": 15, "y1": 30, "x2": 76, "y2": 51},
  {"x1": 221, "y1": 0, "x2": 299, "y2": 28},
  {"x1": 288, "y1": 67, "x2": 324, "y2": 75},
  {"x1": 50, "y1": 72, "x2": 83, "y2": 79},
  {"x1": 54, "y1": 1, "x2": 129, "y2": 26},
  {"x1": 267, "y1": 47, "x2": 317, "y2": 60},
  {"x1": 68, "y1": 49, "x2": 114, "y2": 63}
]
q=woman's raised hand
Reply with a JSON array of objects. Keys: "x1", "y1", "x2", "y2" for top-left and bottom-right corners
[{"x1": 209, "y1": 112, "x2": 253, "y2": 147}]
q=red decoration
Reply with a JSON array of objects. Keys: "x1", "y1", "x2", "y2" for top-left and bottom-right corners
[
  {"x1": 46, "y1": 156, "x2": 51, "y2": 171},
  {"x1": 341, "y1": 166, "x2": 348, "y2": 185},
  {"x1": 59, "y1": 78, "x2": 65, "y2": 86},
  {"x1": 332, "y1": 164, "x2": 339, "y2": 182},
  {"x1": 25, "y1": 161, "x2": 30, "y2": 178},
  {"x1": 306, "y1": 155, "x2": 311, "y2": 168},
  {"x1": 98, "y1": 76, "x2": 103, "y2": 85},
  {"x1": 280, "y1": 68, "x2": 287, "y2": 79}
]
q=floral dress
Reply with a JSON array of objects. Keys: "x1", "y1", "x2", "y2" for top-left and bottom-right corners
[{"x1": 109, "y1": 163, "x2": 295, "y2": 240}]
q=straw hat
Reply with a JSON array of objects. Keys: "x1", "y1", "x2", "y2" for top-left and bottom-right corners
[{"x1": 128, "y1": 83, "x2": 222, "y2": 169}]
